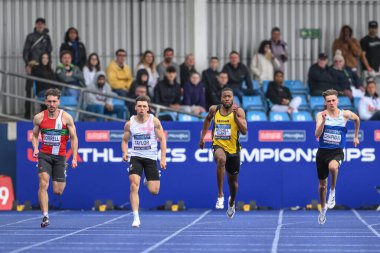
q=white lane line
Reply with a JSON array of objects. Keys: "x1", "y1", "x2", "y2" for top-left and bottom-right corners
[
  {"x1": 7, "y1": 212, "x2": 131, "y2": 253},
  {"x1": 141, "y1": 210, "x2": 211, "y2": 253},
  {"x1": 0, "y1": 210, "x2": 70, "y2": 228},
  {"x1": 352, "y1": 209, "x2": 380, "y2": 238},
  {"x1": 271, "y1": 209, "x2": 284, "y2": 253}
]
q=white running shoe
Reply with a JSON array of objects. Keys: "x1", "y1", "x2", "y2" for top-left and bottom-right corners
[
  {"x1": 318, "y1": 207, "x2": 327, "y2": 225},
  {"x1": 215, "y1": 196, "x2": 224, "y2": 209},
  {"x1": 132, "y1": 218, "x2": 141, "y2": 228},
  {"x1": 226, "y1": 196, "x2": 235, "y2": 219},
  {"x1": 327, "y1": 191, "x2": 335, "y2": 209}
]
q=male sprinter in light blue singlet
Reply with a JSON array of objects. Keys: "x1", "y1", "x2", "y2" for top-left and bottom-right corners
[{"x1": 315, "y1": 89, "x2": 360, "y2": 224}]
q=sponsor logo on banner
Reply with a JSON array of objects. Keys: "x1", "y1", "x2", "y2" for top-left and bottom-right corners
[
  {"x1": 85, "y1": 130, "x2": 109, "y2": 142},
  {"x1": 166, "y1": 130, "x2": 191, "y2": 142},
  {"x1": 259, "y1": 130, "x2": 306, "y2": 142},
  {"x1": 109, "y1": 130, "x2": 124, "y2": 142},
  {"x1": 375, "y1": 130, "x2": 380, "y2": 141},
  {"x1": 27, "y1": 130, "x2": 41, "y2": 142},
  {"x1": 346, "y1": 130, "x2": 364, "y2": 142}
]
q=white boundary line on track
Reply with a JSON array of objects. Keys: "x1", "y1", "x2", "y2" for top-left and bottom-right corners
[
  {"x1": 141, "y1": 209, "x2": 211, "y2": 253},
  {"x1": 352, "y1": 209, "x2": 380, "y2": 238},
  {"x1": 0, "y1": 210, "x2": 69, "y2": 228},
  {"x1": 7, "y1": 212, "x2": 131, "y2": 253},
  {"x1": 271, "y1": 209, "x2": 284, "y2": 253}
]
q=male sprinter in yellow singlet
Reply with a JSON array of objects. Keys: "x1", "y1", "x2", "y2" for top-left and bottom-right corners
[{"x1": 200, "y1": 87, "x2": 247, "y2": 218}]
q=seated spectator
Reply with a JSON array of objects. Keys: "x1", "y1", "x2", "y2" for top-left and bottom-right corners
[
  {"x1": 182, "y1": 72, "x2": 206, "y2": 115},
  {"x1": 358, "y1": 79, "x2": 380, "y2": 120},
  {"x1": 59, "y1": 27, "x2": 87, "y2": 70},
  {"x1": 222, "y1": 51, "x2": 255, "y2": 101},
  {"x1": 136, "y1": 50, "x2": 159, "y2": 96},
  {"x1": 202, "y1": 57, "x2": 220, "y2": 108},
  {"x1": 128, "y1": 85, "x2": 149, "y2": 116},
  {"x1": 250, "y1": 40, "x2": 280, "y2": 85},
  {"x1": 157, "y1": 47, "x2": 180, "y2": 83},
  {"x1": 308, "y1": 53, "x2": 338, "y2": 96},
  {"x1": 32, "y1": 52, "x2": 57, "y2": 97},
  {"x1": 83, "y1": 53, "x2": 101, "y2": 86},
  {"x1": 84, "y1": 71, "x2": 126, "y2": 121},
  {"x1": 266, "y1": 70, "x2": 301, "y2": 113},
  {"x1": 330, "y1": 50, "x2": 365, "y2": 100},
  {"x1": 128, "y1": 69, "x2": 149, "y2": 100},
  {"x1": 180, "y1": 53, "x2": 197, "y2": 87},
  {"x1": 206, "y1": 71, "x2": 229, "y2": 107},
  {"x1": 154, "y1": 66, "x2": 181, "y2": 110},
  {"x1": 56, "y1": 50, "x2": 85, "y2": 98},
  {"x1": 106, "y1": 49, "x2": 133, "y2": 97}
]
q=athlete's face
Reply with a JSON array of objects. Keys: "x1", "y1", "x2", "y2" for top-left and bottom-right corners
[
  {"x1": 221, "y1": 91, "x2": 234, "y2": 109},
  {"x1": 324, "y1": 95, "x2": 338, "y2": 110},
  {"x1": 135, "y1": 101, "x2": 149, "y2": 116},
  {"x1": 45, "y1": 95, "x2": 60, "y2": 113}
]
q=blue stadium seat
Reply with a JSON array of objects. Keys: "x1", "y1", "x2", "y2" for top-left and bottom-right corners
[
  {"x1": 310, "y1": 96, "x2": 325, "y2": 111},
  {"x1": 292, "y1": 111, "x2": 313, "y2": 121},
  {"x1": 242, "y1": 95, "x2": 264, "y2": 111},
  {"x1": 60, "y1": 96, "x2": 78, "y2": 119},
  {"x1": 338, "y1": 96, "x2": 353, "y2": 110},
  {"x1": 269, "y1": 112, "x2": 291, "y2": 121},
  {"x1": 200, "y1": 112, "x2": 208, "y2": 117},
  {"x1": 285, "y1": 80, "x2": 308, "y2": 95},
  {"x1": 178, "y1": 113, "x2": 200, "y2": 122},
  {"x1": 353, "y1": 97, "x2": 361, "y2": 110},
  {"x1": 158, "y1": 112, "x2": 176, "y2": 121},
  {"x1": 246, "y1": 110, "x2": 267, "y2": 121},
  {"x1": 296, "y1": 94, "x2": 310, "y2": 111},
  {"x1": 233, "y1": 96, "x2": 241, "y2": 107},
  {"x1": 262, "y1": 80, "x2": 270, "y2": 94},
  {"x1": 112, "y1": 99, "x2": 125, "y2": 106},
  {"x1": 252, "y1": 80, "x2": 260, "y2": 90}
]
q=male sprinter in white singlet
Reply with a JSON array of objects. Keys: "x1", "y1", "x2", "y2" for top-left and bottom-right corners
[
  {"x1": 121, "y1": 95, "x2": 167, "y2": 227},
  {"x1": 315, "y1": 89, "x2": 360, "y2": 224}
]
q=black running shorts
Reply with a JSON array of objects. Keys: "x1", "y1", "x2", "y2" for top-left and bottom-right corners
[
  {"x1": 38, "y1": 152, "x2": 68, "y2": 182},
  {"x1": 213, "y1": 145, "x2": 241, "y2": 175},
  {"x1": 316, "y1": 148, "x2": 344, "y2": 180},
  {"x1": 129, "y1": 156, "x2": 160, "y2": 181}
]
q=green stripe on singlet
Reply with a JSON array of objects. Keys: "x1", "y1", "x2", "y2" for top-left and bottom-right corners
[{"x1": 41, "y1": 128, "x2": 69, "y2": 136}]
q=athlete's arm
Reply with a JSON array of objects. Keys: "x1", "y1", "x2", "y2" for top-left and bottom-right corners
[
  {"x1": 344, "y1": 110, "x2": 360, "y2": 147},
  {"x1": 315, "y1": 111, "x2": 327, "y2": 138},
  {"x1": 31, "y1": 113, "x2": 43, "y2": 158},
  {"x1": 65, "y1": 113, "x2": 78, "y2": 168},
  {"x1": 199, "y1": 105, "x2": 216, "y2": 149},
  {"x1": 233, "y1": 107, "x2": 248, "y2": 135},
  {"x1": 121, "y1": 121, "x2": 131, "y2": 162},
  {"x1": 154, "y1": 118, "x2": 167, "y2": 170}
]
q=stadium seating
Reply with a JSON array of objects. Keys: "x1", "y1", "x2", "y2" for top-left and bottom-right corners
[
  {"x1": 262, "y1": 80, "x2": 270, "y2": 94},
  {"x1": 158, "y1": 112, "x2": 176, "y2": 121},
  {"x1": 338, "y1": 96, "x2": 354, "y2": 110},
  {"x1": 246, "y1": 110, "x2": 267, "y2": 121},
  {"x1": 234, "y1": 96, "x2": 241, "y2": 107},
  {"x1": 292, "y1": 111, "x2": 313, "y2": 121},
  {"x1": 178, "y1": 113, "x2": 200, "y2": 122},
  {"x1": 285, "y1": 80, "x2": 308, "y2": 95},
  {"x1": 269, "y1": 112, "x2": 291, "y2": 121},
  {"x1": 310, "y1": 96, "x2": 325, "y2": 111},
  {"x1": 60, "y1": 96, "x2": 78, "y2": 119},
  {"x1": 296, "y1": 94, "x2": 310, "y2": 111},
  {"x1": 242, "y1": 95, "x2": 265, "y2": 111}
]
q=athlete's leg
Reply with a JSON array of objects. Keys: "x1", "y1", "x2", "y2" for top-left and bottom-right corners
[
  {"x1": 52, "y1": 181, "x2": 66, "y2": 195},
  {"x1": 129, "y1": 174, "x2": 141, "y2": 212},
  {"x1": 38, "y1": 172, "x2": 50, "y2": 215},
  {"x1": 227, "y1": 174, "x2": 238, "y2": 206},
  {"x1": 214, "y1": 148, "x2": 226, "y2": 198},
  {"x1": 318, "y1": 178, "x2": 328, "y2": 209},
  {"x1": 147, "y1": 181, "x2": 160, "y2": 195},
  {"x1": 328, "y1": 160, "x2": 339, "y2": 191}
]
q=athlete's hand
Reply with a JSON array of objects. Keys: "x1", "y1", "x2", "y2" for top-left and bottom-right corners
[
  {"x1": 232, "y1": 104, "x2": 239, "y2": 116},
  {"x1": 33, "y1": 149, "x2": 39, "y2": 158},
  {"x1": 353, "y1": 137, "x2": 360, "y2": 147},
  {"x1": 199, "y1": 139, "x2": 205, "y2": 149},
  {"x1": 160, "y1": 159, "x2": 167, "y2": 170},
  {"x1": 122, "y1": 152, "x2": 129, "y2": 162},
  {"x1": 321, "y1": 111, "x2": 327, "y2": 122},
  {"x1": 71, "y1": 158, "x2": 78, "y2": 169}
]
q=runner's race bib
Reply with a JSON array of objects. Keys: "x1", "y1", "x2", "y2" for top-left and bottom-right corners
[{"x1": 215, "y1": 124, "x2": 231, "y2": 140}]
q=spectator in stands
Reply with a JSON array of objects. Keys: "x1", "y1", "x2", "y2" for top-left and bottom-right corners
[
  {"x1": 59, "y1": 27, "x2": 87, "y2": 70},
  {"x1": 56, "y1": 51, "x2": 85, "y2": 99},
  {"x1": 154, "y1": 66, "x2": 181, "y2": 110},
  {"x1": 203, "y1": 57, "x2": 220, "y2": 109},
  {"x1": 83, "y1": 53, "x2": 101, "y2": 86},
  {"x1": 332, "y1": 25, "x2": 361, "y2": 71},
  {"x1": 180, "y1": 53, "x2": 197, "y2": 87},
  {"x1": 308, "y1": 53, "x2": 338, "y2": 96},
  {"x1": 251, "y1": 40, "x2": 280, "y2": 85},
  {"x1": 206, "y1": 71, "x2": 229, "y2": 108},
  {"x1": 360, "y1": 21, "x2": 380, "y2": 94},
  {"x1": 330, "y1": 50, "x2": 364, "y2": 100},
  {"x1": 222, "y1": 51, "x2": 254, "y2": 101},
  {"x1": 22, "y1": 17, "x2": 52, "y2": 119},
  {"x1": 358, "y1": 79, "x2": 380, "y2": 120},
  {"x1": 32, "y1": 52, "x2": 57, "y2": 98},
  {"x1": 84, "y1": 71, "x2": 125, "y2": 121},
  {"x1": 106, "y1": 49, "x2": 133, "y2": 97},
  {"x1": 266, "y1": 70, "x2": 301, "y2": 113},
  {"x1": 128, "y1": 69, "x2": 150, "y2": 100},
  {"x1": 182, "y1": 72, "x2": 206, "y2": 114},
  {"x1": 128, "y1": 85, "x2": 149, "y2": 116},
  {"x1": 136, "y1": 50, "x2": 159, "y2": 96},
  {"x1": 157, "y1": 47, "x2": 181, "y2": 83},
  {"x1": 270, "y1": 27, "x2": 288, "y2": 72}
]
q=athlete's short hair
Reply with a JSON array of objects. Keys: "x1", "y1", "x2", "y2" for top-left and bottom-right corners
[
  {"x1": 135, "y1": 95, "x2": 151, "y2": 104},
  {"x1": 221, "y1": 87, "x2": 233, "y2": 95},
  {"x1": 45, "y1": 88, "x2": 61, "y2": 99},
  {"x1": 322, "y1": 89, "x2": 339, "y2": 99}
]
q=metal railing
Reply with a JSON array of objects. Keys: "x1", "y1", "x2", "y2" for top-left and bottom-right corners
[{"x1": 0, "y1": 70, "x2": 205, "y2": 122}]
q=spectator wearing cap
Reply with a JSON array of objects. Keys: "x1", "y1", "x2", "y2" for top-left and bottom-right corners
[
  {"x1": 106, "y1": 49, "x2": 133, "y2": 97},
  {"x1": 332, "y1": 25, "x2": 362, "y2": 71},
  {"x1": 358, "y1": 79, "x2": 380, "y2": 120},
  {"x1": 360, "y1": 20, "x2": 380, "y2": 94},
  {"x1": 22, "y1": 17, "x2": 53, "y2": 118},
  {"x1": 308, "y1": 53, "x2": 338, "y2": 96}
]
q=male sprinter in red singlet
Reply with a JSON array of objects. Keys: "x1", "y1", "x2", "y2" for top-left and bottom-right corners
[
  {"x1": 200, "y1": 87, "x2": 247, "y2": 218},
  {"x1": 121, "y1": 95, "x2": 167, "y2": 227},
  {"x1": 32, "y1": 88, "x2": 78, "y2": 227}
]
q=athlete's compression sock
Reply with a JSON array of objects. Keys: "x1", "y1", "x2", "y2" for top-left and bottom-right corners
[
  {"x1": 330, "y1": 189, "x2": 335, "y2": 195},
  {"x1": 43, "y1": 212, "x2": 49, "y2": 218}
]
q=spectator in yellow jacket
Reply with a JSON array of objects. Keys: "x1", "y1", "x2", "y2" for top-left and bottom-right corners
[{"x1": 106, "y1": 49, "x2": 132, "y2": 97}]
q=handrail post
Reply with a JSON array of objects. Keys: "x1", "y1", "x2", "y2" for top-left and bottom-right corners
[{"x1": 76, "y1": 89, "x2": 85, "y2": 121}]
